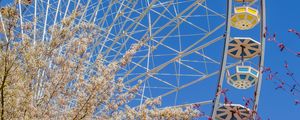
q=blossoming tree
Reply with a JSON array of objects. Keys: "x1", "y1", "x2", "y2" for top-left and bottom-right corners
[{"x1": 0, "y1": 1, "x2": 201, "y2": 119}]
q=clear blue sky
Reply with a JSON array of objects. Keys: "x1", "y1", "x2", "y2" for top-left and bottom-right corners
[{"x1": 258, "y1": 0, "x2": 300, "y2": 119}]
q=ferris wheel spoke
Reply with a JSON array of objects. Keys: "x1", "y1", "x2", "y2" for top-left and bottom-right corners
[
  {"x1": 147, "y1": 75, "x2": 177, "y2": 88},
  {"x1": 41, "y1": 0, "x2": 50, "y2": 42},
  {"x1": 95, "y1": 1, "x2": 116, "y2": 33},
  {"x1": 150, "y1": 8, "x2": 208, "y2": 33},
  {"x1": 160, "y1": 100, "x2": 213, "y2": 109},
  {"x1": 18, "y1": 0, "x2": 24, "y2": 41},
  {"x1": 178, "y1": 61, "x2": 206, "y2": 75},
  {"x1": 0, "y1": 14, "x2": 8, "y2": 43},
  {"x1": 195, "y1": 51, "x2": 221, "y2": 64},
  {"x1": 124, "y1": 36, "x2": 224, "y2": 95},
  {"x1": 119, "y1": 1, "x2": 205, "y2": 81},
  {"x1": 101, "y1": 0, "x2": 145, "y2": 57},
  {"x1": 62, "y1": 0, "x2": 71, "y2": 19},
  {"x1": 199, "y1": 3, "x2": 226, "y2": 19},
  {"x1": 92, "y1": 0, "x2": 148, "y2": 60},
  {"x1": 125, "y1": 60, "x2": 177, "y2": 88},
  {"x1": 173, "y1": 3, "x2": 182, "y2": 105},
  {"x1": 110, "y1": 0, "x2": 162, "y2": 61},
  {"x1": 109, "y1": 0, "x2": 196, "y2": 61},
  {"x1": 204, "y1": 1, "x2": 211, "y2": 32},
  {"x1": 125, "y1": 21, "x2": 224, "y2": 77},
  {"x1": 123, "y1": 86, "x2": 150, "y2": 100},
  {"x1": 78, "y1": 0, "x2": 91, "y2": 24},
  {"x1": 124, "y1": 26, "x2": 224, "y2": 85},
  {"x1": 159, "y1": 60, "x2": 245, "y2": 98},
  {"x1": 47, "y1": 0, "x2": 61, "y2": 42},
  {"x1": 97, "y1": 0, "x2": 130, "y2": 54},
  {"x1": 88, "y1": 0, "x2": 102, "y2": 23},
  {"x1": 96, "y1": 1, "x2": 125, "y2": 36},
  {"x1": 155, "y1": 2, "x2": 209, "y2": 34},
  {"x1": 180, "y1": 60, "x2": 218, "y2": 64},
  {"x1": 32, "y1": 0, "x2": 37, "y2": 45},
  {"x1": 103, "y1": 0, "x2": 199, "y2": 59}
]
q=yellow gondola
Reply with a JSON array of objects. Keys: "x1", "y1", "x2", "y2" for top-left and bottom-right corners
[{"x1": 231, "y1": 6, "x2": 260, "y2": 30}]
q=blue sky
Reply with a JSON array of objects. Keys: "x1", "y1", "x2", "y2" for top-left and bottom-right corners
[{"x1": 258, "y1": 0, "x2": 300, "y2": 119}]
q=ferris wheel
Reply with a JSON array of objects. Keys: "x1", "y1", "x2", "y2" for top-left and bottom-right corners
[{"x1": 0, "y1": 0, "x2": 266, "y2": 119}]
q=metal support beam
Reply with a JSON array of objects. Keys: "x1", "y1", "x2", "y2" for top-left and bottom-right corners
[
  {"x1": 159, "y1": 100, "x2": 213, "y2": 109},
  {"x1": 125, "y1": 35, "x2": 224, "y2": 84},
  {"x1": 211, "y1": 0, "x2": 232, "y2": 118},
  {"x1": 253, "y1": 0, "x2": 266, "y2": 118},
  {"x1": 159, "y1": 59, "x2": 245, "y2": 98}
]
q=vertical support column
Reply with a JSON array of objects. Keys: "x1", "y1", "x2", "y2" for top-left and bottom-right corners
[
  {"x1": 211, "y1": 0, "x2": 233, "y2": 118},
  {"x1": 252, "y1": 0, "x2": 266, "y2": 118}
]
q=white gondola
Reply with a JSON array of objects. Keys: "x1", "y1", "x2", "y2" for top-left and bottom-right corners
[
  {"x1": 228, "y1": 37, "x2": 261, "y2": 59},
  {"x1": 227, "y1": 66, "x2": 259, "y2": 89},
  {"x1": 231, "y1": 6, "x2": 260, "y2": 30},
  {"x1": 216, "y1": 104, "x2": 252, "y2": 120}
]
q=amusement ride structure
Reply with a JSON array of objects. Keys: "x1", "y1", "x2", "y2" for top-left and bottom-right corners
[{"x1": 212, "y1": 0, "x2": 266, "y2": 119}]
